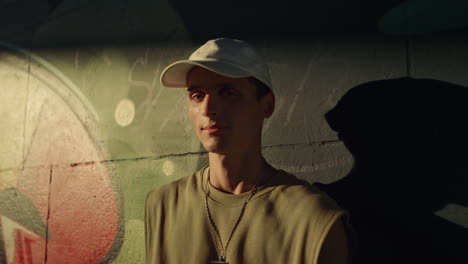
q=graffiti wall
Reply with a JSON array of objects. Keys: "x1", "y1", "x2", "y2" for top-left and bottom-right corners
[
  {"x1": 0, "y1": 42, "x2": 204, "y2": 263},
  {"x1": 1, "y1": 34, "x2": 468, "y2": 264}
]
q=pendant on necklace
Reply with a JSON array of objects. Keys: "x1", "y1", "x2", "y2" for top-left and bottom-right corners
[{"x1": 211, "y1": 256, "x2": 229, "y2": 264}]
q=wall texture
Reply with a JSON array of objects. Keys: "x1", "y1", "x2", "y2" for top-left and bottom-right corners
[{"x1": 1, "y1": 0, "x2": 468, "y2": 263}]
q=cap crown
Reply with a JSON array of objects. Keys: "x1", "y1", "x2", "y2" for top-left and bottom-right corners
[
  {"x1": 160, "y1": 38, "x2": 272, "y2": 90},
  {"x1": 189, "y1": 38, "x2": 272, "y2": 88}
]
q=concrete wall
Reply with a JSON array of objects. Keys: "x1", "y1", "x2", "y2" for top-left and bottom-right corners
[
  {"x1": 1, "y1": 33, "x2": 467, "y2": 263},
  {"x1": 1, "y1": 1, "x2": 468, "y2": 263}
]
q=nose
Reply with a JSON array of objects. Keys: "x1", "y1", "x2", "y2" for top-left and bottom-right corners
[{"x1": 202, "y1": 94, "x2": 219, "y2": 117}]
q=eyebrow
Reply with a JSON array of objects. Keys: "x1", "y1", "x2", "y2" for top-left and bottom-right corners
[
  {"x1": 187, "y1": 85, "x2": 201, "y2": 92},
  {"x1": 186, "y1": 82, "x2": 235, "y2": 93},
  {"x1": 217, "y1": 82, "x2": 234, "y2": 89}
]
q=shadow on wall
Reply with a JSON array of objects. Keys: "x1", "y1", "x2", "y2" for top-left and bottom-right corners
[{"x1": 318, "y1": 77, "x2": 468, "y2": 264}]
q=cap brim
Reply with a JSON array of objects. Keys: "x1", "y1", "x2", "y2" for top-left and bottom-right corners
[{"x1": 160, "y1": 60, "x2": 252, "y2": 88}]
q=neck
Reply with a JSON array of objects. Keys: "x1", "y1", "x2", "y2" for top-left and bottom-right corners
[{"x1": 208, "y1": 150, "x2": 274, "y2": 195}]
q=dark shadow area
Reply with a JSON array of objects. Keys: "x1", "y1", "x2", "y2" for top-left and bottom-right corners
[
  {"x1": 0, "y1": 0, "x2": 402, "y2": 48},
  {"x1": 2, "y1": 0, "x2": 468, "y2": 48},
  {"x1": 317, "y1": 77, "x2": 468, "y2": 264},
  {"x1": 170, "y1": 0, "x2": 400, "y2": 41}
]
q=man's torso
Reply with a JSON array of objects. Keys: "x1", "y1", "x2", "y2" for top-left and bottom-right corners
[{"x1": 145, "y1": 166, "x2": 346, "y2": 264}]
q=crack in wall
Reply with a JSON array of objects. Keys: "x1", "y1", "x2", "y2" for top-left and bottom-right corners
[
  {"x1": 0, "y1": 140, "x2": 344, "y2": 171},
  {"x1": 21, "y1": 54, "x2": 32, "y2": 170},
  {"x1": 69, "y1": 140, "x2": 344, "y2": 168},
  {"x1": 44, "y1": 165, "x2": 52, "y2": 264}
]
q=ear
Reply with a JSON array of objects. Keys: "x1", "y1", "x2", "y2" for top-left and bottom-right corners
[{"x1": 261, "y1": 92, "x2": 275, "y2": 118}]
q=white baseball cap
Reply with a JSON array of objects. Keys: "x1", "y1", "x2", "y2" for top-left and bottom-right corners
[{"x1": 160, "y1": 38, "x2": 272, "y2": 90}]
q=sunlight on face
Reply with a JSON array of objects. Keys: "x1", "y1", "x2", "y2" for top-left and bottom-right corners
[{"x1": 186, "y1": 67, "x2": 267, "y2": 154}]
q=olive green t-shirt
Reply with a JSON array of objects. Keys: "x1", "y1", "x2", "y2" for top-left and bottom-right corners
[{"x1": 145, "y1": 166, "x2": 347, "y2": 264}]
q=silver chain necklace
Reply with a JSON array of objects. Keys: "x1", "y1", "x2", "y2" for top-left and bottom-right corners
[{"x1": 204, "y1": 171, "x2": 260, "y2": 264}]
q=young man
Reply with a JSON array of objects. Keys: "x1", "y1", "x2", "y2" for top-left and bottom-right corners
[{"x1": 145, "y1": 38, "x2": 350, "y2": 264}]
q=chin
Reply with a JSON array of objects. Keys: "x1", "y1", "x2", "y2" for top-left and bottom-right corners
[
  {"x1": 202, "y1": 142, "x2": 228, "y2": 154},
  {"x1": 203, "y1": 145, "x2": 226, "y2": 154}
]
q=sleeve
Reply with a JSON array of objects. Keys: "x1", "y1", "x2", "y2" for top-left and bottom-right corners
[
  {"x1": 144, "y1": 190, "x2": 154, "y2": 264},
  {"x1": 312, "y1": 191, "x2": 351, "y2": 264},
  {"x1": 145, "y1": 188, "x2": 165, "y2": 264}
]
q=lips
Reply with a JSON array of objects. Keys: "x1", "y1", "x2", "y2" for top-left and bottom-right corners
[
  {"x1": 204, "y1": 124, "x2": 221, "y2": 130},
  {"x1": 202, "y1": 124, "x2": 228, "y2": 133}
]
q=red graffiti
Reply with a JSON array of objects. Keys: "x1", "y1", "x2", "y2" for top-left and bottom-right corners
[
  {"x1": 0, "y1": 49, "x2": 122, "y2": 264},
  {"x1": 0, "y1": 214, "x2": 46, "y2": 264}
]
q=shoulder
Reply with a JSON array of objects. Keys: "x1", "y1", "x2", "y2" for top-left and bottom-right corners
[
  {"x1": 270, "y1": 170, "x2": 348, "y2": 231},
  {"x1": 145, "y1": 166, "x2": 205, "y2": 208},
  {"x1": 276, "y1": 171, "x2": 352, "y2": 261},
  {"x1": 272, "y1": 170, "x2": 342, "y2": 212},
  {"x1": 145, "y1": 174, "x2": 192, "y2": 207}
]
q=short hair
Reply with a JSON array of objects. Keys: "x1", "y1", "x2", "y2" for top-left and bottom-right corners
[{"x1": 247, "y1": 77, "x2": 272, "y2": 101}]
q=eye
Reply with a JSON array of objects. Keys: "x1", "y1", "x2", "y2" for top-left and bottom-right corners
[
  {"x1": 220, "y1": 87, "x2": 238, "y2": 97},
  {"x1": 189, "y1": 92, "x2": 205, "y2": 102}
]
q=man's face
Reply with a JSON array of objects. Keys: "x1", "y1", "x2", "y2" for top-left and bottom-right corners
[{"x1": 187, "y1": 66, "x2": 273, "y2": 154}]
